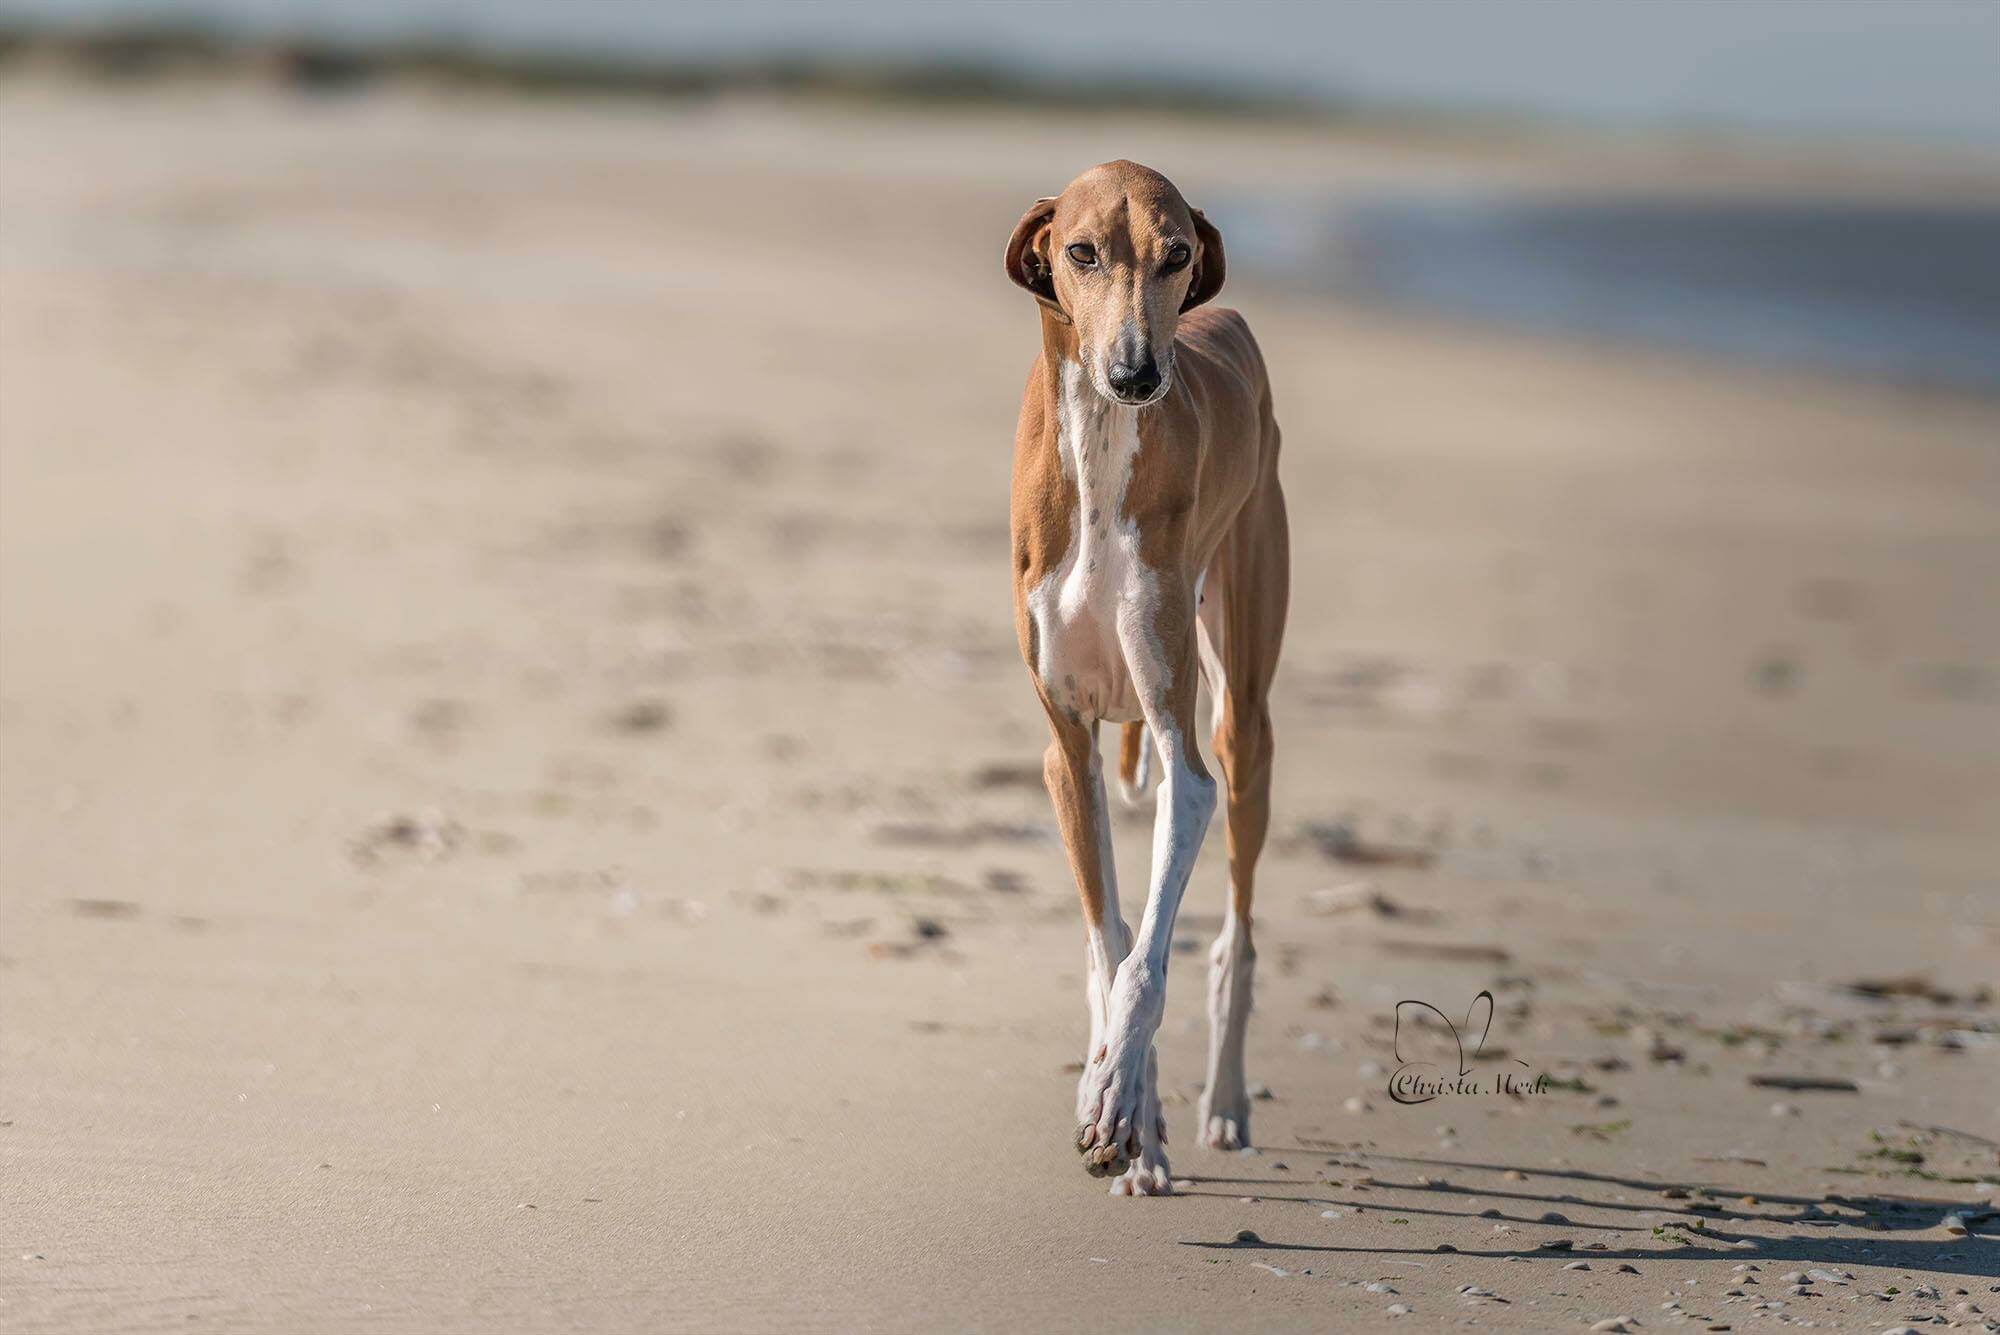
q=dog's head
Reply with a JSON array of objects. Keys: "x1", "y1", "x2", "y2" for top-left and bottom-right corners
[{"x1": 1004, "y1": 161, "x2": 1224, "y2": 407}]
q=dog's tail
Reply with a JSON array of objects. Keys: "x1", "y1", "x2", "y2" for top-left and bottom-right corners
[{"x1": 1114, "y1": 722, "x2": 1153, "y2": 806}]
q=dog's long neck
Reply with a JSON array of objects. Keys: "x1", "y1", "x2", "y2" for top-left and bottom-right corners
[
  {"x1": 1055, "y1": 362, "x2": 1133, "y2": 486},
  {"x1": 1036, "y1": 316, "x2": 1136, "y2": 493},
  {"x1": 1037, "y1": 365, "x2": 1139, "y2": 581}
]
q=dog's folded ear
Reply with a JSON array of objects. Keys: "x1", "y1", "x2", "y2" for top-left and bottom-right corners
[
  {"x1": 1181, "y1": 207, "x2": 1226, "y2": 313},
  {"x1": 1004, "y1": 197, "x2": 1070, "y2": 324}
]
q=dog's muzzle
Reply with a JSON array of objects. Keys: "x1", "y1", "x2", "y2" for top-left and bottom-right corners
[{"x1": 1106, "y1": 355, "x2": 1166, "y2": 405}]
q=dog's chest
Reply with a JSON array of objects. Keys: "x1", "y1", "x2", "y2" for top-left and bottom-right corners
[{"x1": 1024, "y1": 371, "x2": 1151, "y2": 725}]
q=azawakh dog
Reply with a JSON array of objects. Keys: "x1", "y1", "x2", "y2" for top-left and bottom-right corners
[{"x1": 1004, "y1": 161, "x2": 1289, "y2": 1194}]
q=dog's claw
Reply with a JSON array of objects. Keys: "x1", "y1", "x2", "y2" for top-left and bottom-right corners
[{"x1": 1076, "y1": 1122, "x2": 1133, "y2": 1177}]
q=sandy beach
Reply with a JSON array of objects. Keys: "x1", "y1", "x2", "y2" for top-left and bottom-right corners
[{"x1": 2, "y1": 86, "x2": 1997, "y2": 1331}]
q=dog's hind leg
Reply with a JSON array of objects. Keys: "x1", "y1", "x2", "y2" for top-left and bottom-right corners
[
  {"x1": 1197, "y1": 469, "x2": 1288, "y2": 1151},
  {"x1": 1113, "y1": 721, "x2": 1152, "y2": 806}
]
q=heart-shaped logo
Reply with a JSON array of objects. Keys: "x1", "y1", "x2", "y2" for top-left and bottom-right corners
[{"x1": 1393, "y1": 989, "x2": 1497, "y2": 1077}]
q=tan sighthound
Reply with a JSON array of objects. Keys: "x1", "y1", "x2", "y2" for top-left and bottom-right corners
[{"x1": 1005, "y1": 161, "x2": 1290, "y2": 1194}]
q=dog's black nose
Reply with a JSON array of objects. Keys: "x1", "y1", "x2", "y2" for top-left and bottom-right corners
[{"x1": 1107, "y1": 358, "x2": 1161, "y2": 401}]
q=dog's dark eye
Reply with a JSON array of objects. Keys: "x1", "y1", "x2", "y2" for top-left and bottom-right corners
[
  {"x1": 1163, "y1": 243, "x2": 1191, "y2": 272},
  {"x1": 1066, "y1": 243, "x2": 1098, "y2": 268}
]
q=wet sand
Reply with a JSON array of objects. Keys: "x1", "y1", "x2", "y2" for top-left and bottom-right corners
[{"x1": 2, "y1": 87, "x2": 1997, "y2": 1331}]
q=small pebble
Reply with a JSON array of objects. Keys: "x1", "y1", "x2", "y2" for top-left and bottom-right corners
[
  {"x1": 1770, "y1": 1101, "x2": 1800, "y2": 1117},
  {"x1": 1565, "y1": 1261, "x2": 1591, "y2": 1271},
  {"x1": 1615, "y1": 1264, "x2": 1640, "y2": 1274},
  {"x1": 1590, "y1": 1319, "x2": 1634, "y2": 1333},
  {"x1": 1343, "y1": 1096, "x2": 1370, "y2": 1114},
  {"x1": 1504, "y1": 1169, "x2": 1527, "y2": 1181},
  {"x1": 1385, "y1": 1303, "x2": 1410, "y2": 1317},
  {"x1": 1232, "y1": 1229, "x2": 1262, "y2": 1243},
  {"x1": 1365, "y1": 1281, "x2": 1398, "y2": 1294}
]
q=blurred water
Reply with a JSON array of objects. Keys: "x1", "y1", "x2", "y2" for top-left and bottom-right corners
[{"x1": 1222, "y1": 195, "x2": 2000, "y2": 393}]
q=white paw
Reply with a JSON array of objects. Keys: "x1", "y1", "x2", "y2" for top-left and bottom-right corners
[
  {"x1": 1078, "y1": 966, "x2": 1167, "y2": 1179},
  {"x1": 1197, "y1": 1088, "x2": 1250, "y2": 1150},
  {"x1": 1109, "y1": 1144, "x2": 1173, "y2": 1196},
  {"x1": 1076, "y1": 1045, "x2": 1149, "y2": 1177}
]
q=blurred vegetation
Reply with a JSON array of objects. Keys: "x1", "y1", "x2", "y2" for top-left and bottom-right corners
[{"x1": 0, "y1": 17, "x2": 1334, "y2": 118}]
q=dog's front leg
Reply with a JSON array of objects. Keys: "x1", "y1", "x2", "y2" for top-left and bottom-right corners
[
  {"x1": 1078, "y1": 581, "x2": 1215, "y2": 1194},
  {"x1": 1042, "y1": 709, "x2": 1160, "y2": 1191},
  {"x1": 1040, "y1": 716, "x2": 1128, "y2": 1120}
]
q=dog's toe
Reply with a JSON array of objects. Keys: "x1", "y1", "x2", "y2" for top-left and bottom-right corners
[
  {"x1": 1109, "y1": 1153, "x2": 1173, "y2": 1196},
  {"x1": 1197, "y1": 1114, "x2": 1247, "y2": 1151},
  {"x1": 1079, "y1": 1134, "x2": 1130, "y2": 1178},
  {"x1": 1196, "y1": 1087, "x2": 1250, "y2": 1150},
  {"x1": 1077, "y1": 1122, "x2": 1135, "y2": 1176}
]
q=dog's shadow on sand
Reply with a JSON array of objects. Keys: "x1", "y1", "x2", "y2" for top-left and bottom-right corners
[{"x1": 1171, "y1": 1150, "x2": 2000, "y2": 1282}]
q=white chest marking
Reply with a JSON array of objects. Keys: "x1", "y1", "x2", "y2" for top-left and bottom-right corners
[{"x1": 1026, "y1": 362, "x2": 1156, "y2": 724}]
